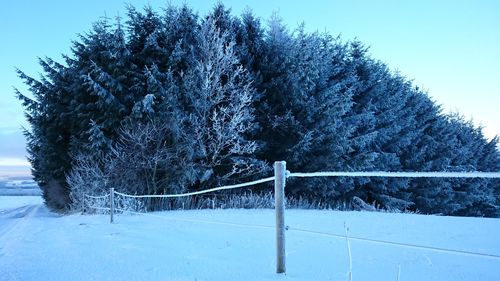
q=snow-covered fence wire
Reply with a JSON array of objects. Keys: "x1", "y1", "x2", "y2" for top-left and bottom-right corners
[
  {"x1": 287, "y1": 171, "x2": 500, "y2": 179},
  {"x1": 112, "y1": 176, "x2": 276, "y2": 199},
  {"x1": 83, "y1": 194, "x2": 110, "y2": 199},
  {"x1": 83, "y1": 193, "x2": 111, "y2": 214}
]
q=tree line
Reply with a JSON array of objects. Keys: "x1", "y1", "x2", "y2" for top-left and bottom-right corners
[{"x1": 17, "y1": 4, "x2": 499, "y2": 216}]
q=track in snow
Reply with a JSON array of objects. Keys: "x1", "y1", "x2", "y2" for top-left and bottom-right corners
[{"x1": 0, "y1": 204, "x2": 41, "y2": 254}]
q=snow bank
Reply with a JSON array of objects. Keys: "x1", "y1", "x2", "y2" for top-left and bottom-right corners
[{"x1": 1, "y1": 197, "x2": 499, "y2": 281}]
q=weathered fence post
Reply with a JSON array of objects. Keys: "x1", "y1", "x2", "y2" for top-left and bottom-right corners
[
  {"x1": 81, "y1": 193, "x2": 85, "y2": 214},
  {"x1": 110, "y1": 188, "x2": 115, "y2": 223},
  {"x1": 274, "y1": 161, "x2": 286, "y2": 274}
]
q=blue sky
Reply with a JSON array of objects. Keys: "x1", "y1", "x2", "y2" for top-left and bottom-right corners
[{"x1": 1, "y1": 0, "x2": 499, "y2": 170}]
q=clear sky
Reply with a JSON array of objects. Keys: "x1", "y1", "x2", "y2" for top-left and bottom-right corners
[{"x1": 1, "y1": 0, "x2": 499, "y2": 170}]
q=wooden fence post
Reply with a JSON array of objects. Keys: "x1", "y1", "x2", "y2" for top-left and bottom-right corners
[
  {"x1": 110, "y1": 188, "x2": 115, "y2": 223},
  {"x1": 81, "y1": 193, "x2": 85, "y2": 214},
  {"x1": 274, "y1": 161, "x2": 286, "y2": 274}
]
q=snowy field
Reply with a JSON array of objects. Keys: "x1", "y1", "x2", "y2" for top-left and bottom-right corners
[
  {"x1": 1, "y1": 196, "x2": 499, "y2": 281},
  {"x1": 0, "y1": 174, "x2": 41, "y2": 196}
]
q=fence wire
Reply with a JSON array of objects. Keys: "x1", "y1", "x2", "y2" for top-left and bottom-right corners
[
  {"x1": 83, "y1": 170, "x2": 500, "y2": 211},
  {"x1": 288, "y1": 171, "x2": 500, "y2": 179},
  {"x1": 287, "y1": 226, "x2": 500, "y2": 260},
  {"x1": 83, "y1": 194, "x2": 110, "y2": 199},
  {"x1": 87, "y1": 171, "x2": 500, "y2": 202},
  {"x1": 83, "y1": 193, "x2": 111, "y2": 213},
  {"x1": 113, "y1": 176, "x2": 275, "y2": 199}
]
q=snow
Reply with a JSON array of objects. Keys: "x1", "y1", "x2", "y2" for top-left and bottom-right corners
[
  {"x1": 1, "y1": 196, "x2": 500, "y2": 281},
  {"x1": 0, "y1": 196, "x2": 42, "y2": 209}
]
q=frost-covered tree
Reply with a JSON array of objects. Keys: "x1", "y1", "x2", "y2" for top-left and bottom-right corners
[{"x1": 181, "y1": 16, "x2": 267, "y2": 189}]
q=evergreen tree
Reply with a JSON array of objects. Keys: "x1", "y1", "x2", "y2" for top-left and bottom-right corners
[{"x1": 16, "y1": 60, "x2": 73, "y2": 209}]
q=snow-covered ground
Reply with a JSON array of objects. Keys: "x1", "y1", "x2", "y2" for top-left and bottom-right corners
[{"x1": 1, "y1": 196, "x2": 499, "y2": 281}]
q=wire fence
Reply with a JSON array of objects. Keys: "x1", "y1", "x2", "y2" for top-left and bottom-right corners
[
  {"x1": 84, "y1": 171, "x2": 500, "y2": 207},
  {"x1": 81, "y1": 162, "x2": 500, "y2": 274},
  {"x1": 85, "y1": 171, "x2": 500, "y2": 210}
]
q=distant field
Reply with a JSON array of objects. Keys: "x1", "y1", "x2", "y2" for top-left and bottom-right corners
[{"x1": 0, "y1": 170, "x2": 40, "y2": 196}]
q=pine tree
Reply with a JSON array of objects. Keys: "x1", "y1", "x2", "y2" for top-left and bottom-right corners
[{"x1": 16, "y1": 57, "x2": 75, "y2": 209}]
